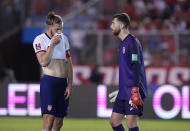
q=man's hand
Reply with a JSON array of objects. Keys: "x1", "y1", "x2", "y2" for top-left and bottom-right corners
[
  {"x1": 64, "y1": 86, "x2": 72, "y2": 100},
  {"x1": 109, "y1": 90, "x2": 118, "y2": 103},
  {"x1": 130, "y1": 87, "x2": 143, "y2": 108},
  {"x1": 51, "y1": 35, "x2": 61, "y2": 46}
]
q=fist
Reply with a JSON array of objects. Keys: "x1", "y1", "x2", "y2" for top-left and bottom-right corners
[
  {"x1": 51, "y1": 34, "x2": 61, "y2": 46},
  {"x1": 130, "y1": 87, "x2": 144, "y2": 108}
]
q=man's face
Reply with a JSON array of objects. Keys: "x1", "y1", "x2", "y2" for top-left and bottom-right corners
[
  {"x1": 50, "y1": 22, "x2": 63, "y2": 36},
  {"x1": 110, "y1": 18, "x2": 121, "y2": 36}
]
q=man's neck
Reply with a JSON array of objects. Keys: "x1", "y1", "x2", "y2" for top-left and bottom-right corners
[
  {"x1": 46, "y1": 30, "x2": 53, "y2": 38},
  {"x1": 118, "y1": 29, "x2": 129, "y2": 41}
]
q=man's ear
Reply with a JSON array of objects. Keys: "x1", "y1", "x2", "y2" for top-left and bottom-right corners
[{"x1": 120, "y1": 23, "x2": 125, "y2": 29}]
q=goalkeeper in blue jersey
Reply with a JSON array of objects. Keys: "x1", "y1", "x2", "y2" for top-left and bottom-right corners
[{"x1": 109, "y1": 13, "x2": 148, "y2": 131}]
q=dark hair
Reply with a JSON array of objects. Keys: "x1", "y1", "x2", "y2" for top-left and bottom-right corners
[
  {"x1": 112, "y1": 13, "x2": 130, "y2": 28},
  {"x1": 46, "y1": 11, "x2": 62, "y2": 25}
]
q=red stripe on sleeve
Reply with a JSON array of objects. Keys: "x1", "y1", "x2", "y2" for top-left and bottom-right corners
[
  {"x1": 66, "y1": 50, "x2": 71, "y2": 58},
  {"x1": 36, "y1": 50, "x2": 46, "y2": 54}
]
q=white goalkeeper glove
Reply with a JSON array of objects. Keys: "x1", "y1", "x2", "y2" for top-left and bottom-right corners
[{"x1": 109, "y1": 90, "x2": 118, "y2": 103}]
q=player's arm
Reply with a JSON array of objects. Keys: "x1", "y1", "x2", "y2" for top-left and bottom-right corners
[
  {"x1": 130, "y1": 41, "x2": 141, "y2": 87},
  {"x1": 67, "y1": 52, "x2": 73, "y2": 88},
  {"x1": 64, "y1": 35, "x2": 73, "y2": 99},
  {"x1": 36, "y1": 45, "x2": 54, "y2": 67},
  {"x1": 64, "y1": 50, "x2": 73, "y2": 99},
  {"x1": 129, "y1": 40, "x2": 143, "y2": 108},
  {"x1": 36, "y1": 35, "x2": 61, "y2": 67}
]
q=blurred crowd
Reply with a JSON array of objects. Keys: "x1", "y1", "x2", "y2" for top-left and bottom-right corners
[
  {"x1": 0, "y1": 0, "x2": 22, "y2": 34},
  {"x1": 28, "y1": 0, "x2": 190, "y2": 31},
  {"x1": 28, "y1": 0, "x2": 190, "y2": 66},
  {"x1": 0, "y1": 0, "x2": 190, "y2": 67}
]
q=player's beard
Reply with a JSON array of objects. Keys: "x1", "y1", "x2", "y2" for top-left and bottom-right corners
[
  {"x1": 50, "y1": 29, "x2": 55, "y2": 37},
  {"x1": 113, "y1": 28, "x2": 121, "y2": 36}
]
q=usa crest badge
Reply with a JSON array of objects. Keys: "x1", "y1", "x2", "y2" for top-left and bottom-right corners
[
  {"x1": 47, "y1": 105, "x2": 52, "y2": 111},
  {"x1": 123, "y1": 47, "x2": 125, "y2": 54}
]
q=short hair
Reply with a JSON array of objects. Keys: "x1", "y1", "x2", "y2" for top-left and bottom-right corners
[
  {"x1": 112, "y1": 13, "x2": 130, "y2": 28},
  {"x1": 46, "y1": 11, "x2": 62, "y2": 25}
]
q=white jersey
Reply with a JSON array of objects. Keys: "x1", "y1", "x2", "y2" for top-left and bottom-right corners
[{"x1": 33, "y1": 33, "x2": 70, "y2": 60}]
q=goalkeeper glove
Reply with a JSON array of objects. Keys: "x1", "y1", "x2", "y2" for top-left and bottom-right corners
[
  {"x1": 108, "y1": 90, "x2": 118, "y2": 103},
  {"x1": 130, "y1": 86, "x2": 144, "y2": 108}
]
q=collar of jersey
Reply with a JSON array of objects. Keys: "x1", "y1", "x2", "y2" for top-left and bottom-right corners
[
  {"x1": 45, "y1": 33, "x2": 51, "y2": 40},
  {"x1": 120, "y1": 34, "x2": 131, "y2": 47}
]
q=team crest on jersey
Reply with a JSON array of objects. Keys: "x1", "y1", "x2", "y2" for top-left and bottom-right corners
[
  {"x1": 47, "y1": 105, "x2": 52, "y2": 111},
  {"x1": 123, "y1": 47, "x2": 125, "y2": 54},
  {"x1": 35, "y1": 43, "x2": 41, "y2": 50}
]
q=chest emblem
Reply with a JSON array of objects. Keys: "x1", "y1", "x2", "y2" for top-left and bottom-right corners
[{"x1": 123, "y1": 47, "x2": 125, "y2": 54}]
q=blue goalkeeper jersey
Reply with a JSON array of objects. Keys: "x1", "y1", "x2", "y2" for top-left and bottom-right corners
[{"x1": 117, "y1": 34, "x2": 148, "y2": 100}]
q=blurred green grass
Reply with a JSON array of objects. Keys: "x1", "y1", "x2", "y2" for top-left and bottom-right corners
[{"x1": 0, "y1": 117, "x2": 189, "y2": 131}]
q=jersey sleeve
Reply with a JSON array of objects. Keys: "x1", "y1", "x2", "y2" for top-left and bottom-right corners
[
  {"x1": 64, "y1": 35, "x2": 70, "y2": 51},
  {"x1": 64, "y1": 35, "x2": 71, "y2": 58},
  {"x1": 128, "y1": 38, "x2": 141, "y2": 86},
  {"x1": 129, "y1": 39, "x2": 141, "y2": 64},
  {"x1": 33, "y1": 36, "x2": 46, "y2": 53}
]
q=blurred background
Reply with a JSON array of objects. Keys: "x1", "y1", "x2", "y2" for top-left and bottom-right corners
[{"x1": 0, "y1": 0, "x2": 190, "y2": 130}]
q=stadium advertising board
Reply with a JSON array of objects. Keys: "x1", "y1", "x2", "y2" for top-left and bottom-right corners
[
  {"x1": 0, "y1": 84, "x2": 189, "y2": 119},
  {"x1": 97, "y1": 84, "x2": 190, "y2": 119}
]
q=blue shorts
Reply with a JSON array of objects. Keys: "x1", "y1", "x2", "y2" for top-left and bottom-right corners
[
  {"x1": 40, "y1": 75, "x2": 69, "y2": 118},
  {"x1": 113, "y1": 98, "x2": 143, "y2": 116}
]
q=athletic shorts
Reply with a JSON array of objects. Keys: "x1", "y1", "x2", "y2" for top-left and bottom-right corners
[
  {"x1": 113, "y1": 98, "x2": 143, "y2": 116},
  {"x1": 40, "y1": 75, "x2": 69, "y2": 118}
]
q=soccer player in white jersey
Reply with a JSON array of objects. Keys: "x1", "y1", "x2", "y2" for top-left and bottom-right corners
[{"x1": 33, "y1": 12, "x2": 73, "y2": 131}]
